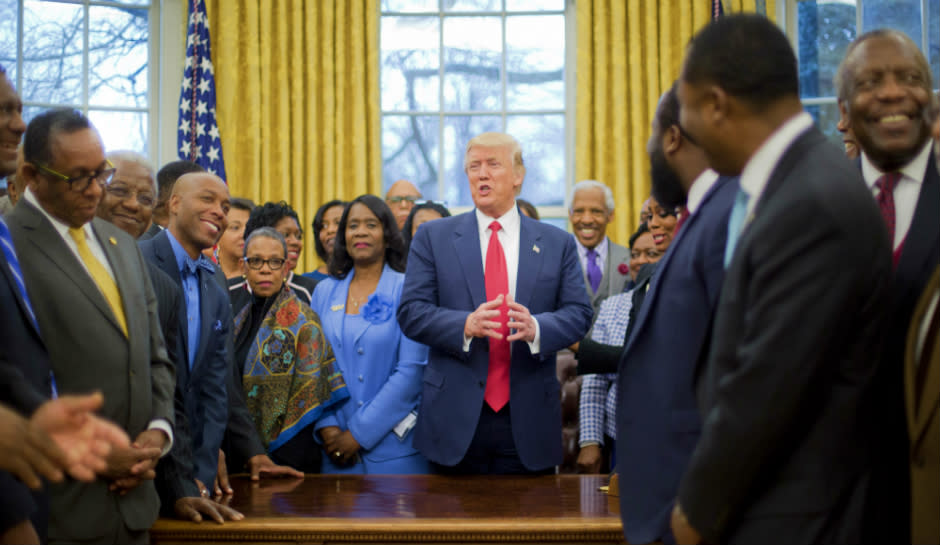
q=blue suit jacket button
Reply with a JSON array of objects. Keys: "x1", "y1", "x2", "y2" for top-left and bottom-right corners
[
  {"x1": 357, "y1": 347, "x2": 364, "y2": 355},
  {"x1": 358, "y1": 375, "x2": 364, "y2": 382}
]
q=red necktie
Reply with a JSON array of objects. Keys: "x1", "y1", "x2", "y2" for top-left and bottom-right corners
[
  {"x1": 484, "y1": 221, "x2": 510, "y2": 411},
  {"x1": 673, "y1": 206, "x2": 689, "y2": 235},
  {"x1": 875, "y1": 172, "x2": 901, "y2": 246}
]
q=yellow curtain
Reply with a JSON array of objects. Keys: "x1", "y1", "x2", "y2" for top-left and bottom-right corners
[
  {"x1": 575, "y1": 0, "x2": 774, "y2": 245},
  {"x1": 205, "y1": 0, "x2": 381, "y2": 274}
]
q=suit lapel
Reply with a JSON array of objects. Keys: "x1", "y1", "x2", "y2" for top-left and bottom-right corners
[
  {"x1": 909, "y1": 268, "x2": 940, "y2": 447},
  {"x1": 895, "y1": 159, "x2": 940, "y2": 308},
  {"x1": 454, "y1": 213, "x2": 487, "y2": 308},
  {"x1": 17, "y1": 201, "x2": 117, "y2": 329},
  {"x1": 515, "y1": 216, "x2": 543, "y2": 309},
  {"x1": 152, "y1": 232, "x2": 190, "y2": 362}
]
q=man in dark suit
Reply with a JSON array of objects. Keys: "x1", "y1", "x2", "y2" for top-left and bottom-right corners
[
  {"x1": 398, "y1": 132, "x2": 593, "y2": 474},
  {"x1": 97, "y1": 153, "x2": 241, "y2": 524},
  {"x1": 7, "y1": 108, "x2": 176, "y2": 544},
  {"x1": 613, "y1": 82, "x2": 738, "y2": 545},
  {"x1": 668, "y1": 15, "x2": 892, "y2": 544},
  {"x1": 140, "y1": 172, "x2": 301, "y2": 490},
  {"x1": 835, "y1": 30, "x2": 940, "y2": 544}
]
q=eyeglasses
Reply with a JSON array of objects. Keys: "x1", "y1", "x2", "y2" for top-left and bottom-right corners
[
  {"x1": 387, "y1": 195, "x2": 420, "y2": 205},
  {"x1": 104, "y1": 184, "x2": 156, "y2": 207},
  {"x1": 36, "y1": 159, "x2": 116, "y2": 193},
  {"x1": 244, "y1": 256, "x2": 285, "y2": 270}
]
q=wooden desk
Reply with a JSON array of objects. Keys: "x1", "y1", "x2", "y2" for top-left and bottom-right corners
[{"x1": 150, "y1": 474, "x2": 625, "y2": 544}]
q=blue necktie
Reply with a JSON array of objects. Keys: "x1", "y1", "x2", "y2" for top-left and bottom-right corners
[
  {"x1": 724, "y1": 189, "x2": 751, "y2": 268},
  {"x1": 0, "y1": 218, "x2": 38, "y2": 330}
]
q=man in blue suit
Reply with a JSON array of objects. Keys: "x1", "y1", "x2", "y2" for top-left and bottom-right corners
[
  {"x1": 614, "y1": 82, "x2": 737, "y2": 545},
  {"x1": 398, "y1": 132, "x2": 593, "y2": 475},
  {"x1": 139, "y1": 172, "x2": 231, "y2": 492}
]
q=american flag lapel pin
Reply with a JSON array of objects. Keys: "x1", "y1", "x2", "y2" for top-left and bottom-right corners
[{"x1": 533, "y1": 244, "x2": 540, "y2": 254}]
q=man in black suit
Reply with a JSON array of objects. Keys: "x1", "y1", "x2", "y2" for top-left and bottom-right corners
[
  {"x1": 139, "y1": 160, "x2": 204, "y2": 241},
  {"x1": 669, "y1": 15, "x2": 892, "y2": 544},
  {"x1": 835, "y1": 30, "x2": 940, "y2": 543}
]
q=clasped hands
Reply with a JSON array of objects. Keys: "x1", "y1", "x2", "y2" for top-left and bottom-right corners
[
  {"x1": 319, "y1": 426, "x2": 360, "y2": 466},
  {"x1": 104, "y1": 428, "x2": 168, "y2": 495},
  {"x1": 464, "y1": 293, "x2": 535, "y2": 342}
]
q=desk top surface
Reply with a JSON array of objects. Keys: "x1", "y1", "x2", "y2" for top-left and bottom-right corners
[{"x1": 213, "y1": 473, "x2": 618, "y2": 520}]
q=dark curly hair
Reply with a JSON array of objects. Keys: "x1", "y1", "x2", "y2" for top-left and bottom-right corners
[
  {"x1": 401, "y1": 201, "x2": 451, "y2": 248},
  {"x1": 243, "y1": 201, "x2": 303, "y2": 242},
  {"x1": 311, "y1": 199, "x2": 347, "y2": 262},
  {"x1": 329, "y1": 194, "x2": 406, "y2": 278}
]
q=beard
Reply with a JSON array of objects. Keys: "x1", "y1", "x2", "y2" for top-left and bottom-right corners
[{"x1": 649, "y1": 146, "x2": 686, "y2": 211}]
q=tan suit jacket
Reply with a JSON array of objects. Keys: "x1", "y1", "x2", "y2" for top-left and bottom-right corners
[
  {"x1": 6, "y1": 199, "x2": 175, "y2": 542},
  {"x1": 906, "y1": 266, "x2": 940, "y2": 545}
]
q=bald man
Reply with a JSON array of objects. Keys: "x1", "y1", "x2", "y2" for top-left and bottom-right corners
[{"x1": 385, "y1": 179, "x2": 422, "y2": 230}]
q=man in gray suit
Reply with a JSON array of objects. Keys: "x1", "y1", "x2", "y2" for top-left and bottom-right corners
[
  {"x1": 7, "y1": 108, "x2": 175, "y2": 545},
  {"x1": 568, "y1": 180, "x2": 629, "y2": 314}
]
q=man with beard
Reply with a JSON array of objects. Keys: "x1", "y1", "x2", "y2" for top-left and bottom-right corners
[
  {"x1": 606, "y1": 82, "x2": 738, "y2": 545},
  {"x1": 835, "y1": 30, "x2": 939, "y2": 544}
]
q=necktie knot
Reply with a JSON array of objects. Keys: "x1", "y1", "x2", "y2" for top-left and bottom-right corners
[
  {"x1": 586, "y1": 248, "x2": 597, "y2": 260},
  {"x1": 68, "y1": 226, "x2": 86, "y2": 245},
  {"x1": 876, "y1": 172, "x2": 901, "y2": 195},
  {"x1": 183, "y1": 255, "x2": 215, "y2": 276},
  {"x1": 489, "y1": 221, "x2": 502, "y2": 234},
  {"x1": 585, "y1": 247, "x2": 602, "y2": 293}
]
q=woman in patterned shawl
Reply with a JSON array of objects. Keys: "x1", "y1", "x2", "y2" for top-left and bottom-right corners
[{"x1": 233, "y1": 227, "x2": 348, "y2": 473}]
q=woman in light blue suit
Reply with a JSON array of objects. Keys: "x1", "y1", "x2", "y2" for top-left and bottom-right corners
[{"x1": 311, "y1": 194, "x2": 429, "y2": 474}]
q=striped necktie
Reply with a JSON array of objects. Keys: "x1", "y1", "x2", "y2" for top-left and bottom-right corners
[{"x1": 0, "y1": 218, "x2": 38, "y2": 330}]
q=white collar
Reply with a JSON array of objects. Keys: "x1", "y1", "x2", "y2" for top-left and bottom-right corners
[
  {"x1": 475, "y1": 203, "x2": 520, "y2": 236},
  {"x1": 739, "y1": 111, "x2": 814, "y2": 213},
  {"x1": 686, "y1": 169, "x2": 720, "y2": 215},
  {"x1": 860, "y1": 139, "x2": 932, "y2": 189}
]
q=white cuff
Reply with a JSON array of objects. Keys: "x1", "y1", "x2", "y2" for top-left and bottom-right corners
[{"x1": 147, "y1": 419, "x2": 174, "y2": 457}]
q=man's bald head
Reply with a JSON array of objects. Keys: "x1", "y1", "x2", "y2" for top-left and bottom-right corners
[
  {"x1": 168, "y1": 172, "x2": 231, "y2": 258},
  {"x1": 385, "y1": 179, "x2": 422, "y2": 229}
]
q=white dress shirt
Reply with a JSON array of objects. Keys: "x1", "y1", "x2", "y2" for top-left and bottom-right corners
[
  {"x1": 462, "y1": 203, "x2": 541, "y2": 354},
  {"x1": 686, "y1": 169, "x2": 720, "y2": 215},
  {"x1": 861, "y1": 140, "x2": 932, "y2": 251}
]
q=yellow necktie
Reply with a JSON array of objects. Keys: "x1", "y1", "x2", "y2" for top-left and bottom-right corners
[{"x1": 68, "y1": 227, "x2": 128, "y2": 337}]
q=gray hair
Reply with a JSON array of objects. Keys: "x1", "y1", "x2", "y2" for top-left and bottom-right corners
[
  {"x1": 243, "y1": 226, "x2": 287, "y2": 258},
  {"x1": 107, "y1": 150, "x2": 157, "y2": 194},
  {"x1": 569, "y1": 179, "x2": 615, "y2": 213}
]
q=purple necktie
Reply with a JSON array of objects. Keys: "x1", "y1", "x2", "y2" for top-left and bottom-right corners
[{"x1": 586, "y1": 248, "x2": 602, "y2": 293}]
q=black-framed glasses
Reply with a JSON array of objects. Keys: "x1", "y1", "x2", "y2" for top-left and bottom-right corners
[
  {"x1": 244, "y1": 256, "x2": 285, "y2": 270},
  {"x1": 387, "y1": 195, "x2": 420, "y2": 205},
  {"x1": 104, "y1": 184, "x2": 156, "y2": 207},
  {"x1": 36, "y1": 159, "x2": 116, "y2": 193}
]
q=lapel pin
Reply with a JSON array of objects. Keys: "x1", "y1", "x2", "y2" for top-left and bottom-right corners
[
  {"x1": 108, "y1": 237, "x2": 117, "y2": 245},
  {"x1": 533, "y1": 244, "x2": 540, "y2": 253},
  {"x1": 331, "y1": 304, "x2": 344, "y2": 312}
]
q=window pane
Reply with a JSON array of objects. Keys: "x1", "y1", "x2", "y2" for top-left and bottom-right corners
[
  {"x1": 862, "y1": 0, "x2": 921, "y2": 46},
  {"x1": 0, "y1": 2, "x2": 16, "y2": 75},
  {"x1": 507, "y1": 114, "x2": 564, "y2": 206},
  {"x1": 930, "y1": 0, "x2": 939, "y2": 88},
  {"x1": 382, "y1": 0, "x2": 438, "y2": 12},
  {"x1": 88, "y1": 109, "x2": 148, "y2": 156},
  {"x1": 446, "y1": 0, "x2": 501, "y2": 11},
  {"x1": 382, "y1": 114, "x2": 440, "y2": 200},
  {"x1": 443, "y1": 115, "x2": 501, "y2": 206},
  {"x1": 805, "y1": 102, "x2": 844, "y2": 151},
  {"x1": 89, "y1": 6, "x2": 149, "y2": 108},
  {"x1": 22, "y1": 105, "x2": 46, "y2": 130},
  {"x1": 506, "y1": 0, "x2": 565, "y2": 10},
  {"x1": 506, "y1": 15, "x2": 564, "y2": 110},
  {"x1": 381, "y1": 16, "x2": 440, "y2": 111},
  {"x1": 443, "y1": 17, "x2": 502, "y2": 111},
  {"x1": 22, "y1": 0, "x2": 83, "y2": 105},
  {"x1": 796, "y1": 0, "x2": 856, "y2": 98}
]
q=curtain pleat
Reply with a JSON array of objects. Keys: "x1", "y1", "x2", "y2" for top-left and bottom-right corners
[
  {"x1": 205, "y1": 0, "x2": 380, "y2": 274},
  {"x1": 575, "y1": 0, "x2": 772, "y2": 244}
]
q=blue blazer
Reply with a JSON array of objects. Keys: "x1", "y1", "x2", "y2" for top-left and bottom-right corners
[
  {"x1": 616, "y1": 175, "x2": 737, "y2": 544},
  {"x1": 311, "y1": 265, "x2": 429, "y2": 474},
  {"x1": 398, "y1": 211, "x2": 593, "y2": 470},
  {"x1": 139, "y1": 231, "x2": 229, "y2": 486}
]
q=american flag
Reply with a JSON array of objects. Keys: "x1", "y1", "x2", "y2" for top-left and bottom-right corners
[
  {"x1": 177, "y1": 0, "x2": 226, "y2": 181},
  {"x1": 712, "y1": 0, "x2": 724, "y2": 20}
]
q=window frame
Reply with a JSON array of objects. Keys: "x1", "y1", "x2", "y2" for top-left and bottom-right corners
[{"x1": 379, "y1": 0, "x2": 575, "y2": 222}]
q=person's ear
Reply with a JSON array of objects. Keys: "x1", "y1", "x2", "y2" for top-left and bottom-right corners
[{"x1": 663, "y1": 125, "x2": 682, "y2": 155}]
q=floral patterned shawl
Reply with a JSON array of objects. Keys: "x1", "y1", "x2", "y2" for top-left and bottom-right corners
[{"x1": 234, "y1": 285, "x2": 349, "y2": 452}]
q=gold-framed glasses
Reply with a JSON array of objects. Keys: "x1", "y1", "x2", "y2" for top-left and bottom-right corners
[{"x1": 36, "y1": 159, "x2": 116, "y2": 193}]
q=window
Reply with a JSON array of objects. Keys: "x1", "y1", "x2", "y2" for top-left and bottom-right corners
[
  {"x1": 380, "y1": 0, "x2": 571, "y2": 220},
  {"x1": 784, "y1": 0, "x2": 940, "y2": 147},
  {"x1": 0, "y1": 0, "x2": 155, "y2": 155}
]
